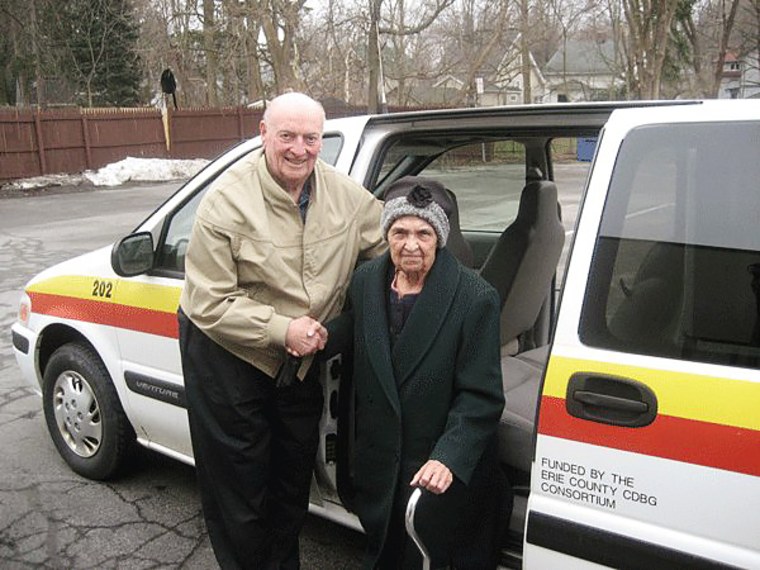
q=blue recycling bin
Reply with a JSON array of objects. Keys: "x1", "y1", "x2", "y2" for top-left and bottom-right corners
[{"x1": 577, "y1": 137, "x2": 597, "y2": 162}]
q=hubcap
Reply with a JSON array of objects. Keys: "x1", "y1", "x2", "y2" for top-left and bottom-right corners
[{"x1": 52, "y1": 371, "x2": 102, "y2": 457}]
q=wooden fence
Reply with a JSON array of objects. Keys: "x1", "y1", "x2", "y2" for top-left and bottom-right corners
[{"x1": 0, "y1": 104, "x2": 371, "y2": 182}]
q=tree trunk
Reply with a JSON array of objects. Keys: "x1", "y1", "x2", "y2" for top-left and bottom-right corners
[
  {"x1": 710, "y1": 0, "x2": 740, "y2": 98},
  {"x1": 451, "y1": 0, "x2": 510, "y2": 107},
  {"x1": 204, "y1": 0, "x2": 218, "y2": 106},
  {"x1": 243, "y1": 0, "x2": 265, "y2": 102},
  {"x1": 520, "y1": 0, "x2": 532, "y2": 103},
  {"x1": 395, "y1": 0, "x2": 406, "y2": 106},
  {"x1": 623, "y1": 0, "x2": 679, "y2": 99},
  {"x1": 261, "y1": 0, "x2": 306, "y2": 94},
  {"x1": 368, "y1": 0, "x2": 382, "y2": 113}
]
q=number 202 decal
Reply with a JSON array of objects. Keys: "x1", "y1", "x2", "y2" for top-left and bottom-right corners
[{"x1": 92, "y1": 279, "x2": 114, "y2": 299}]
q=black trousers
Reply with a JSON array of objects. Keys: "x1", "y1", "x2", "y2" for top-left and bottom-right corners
[{"x1": 178, "y1": 311, "x2": 324, "y2": 570}]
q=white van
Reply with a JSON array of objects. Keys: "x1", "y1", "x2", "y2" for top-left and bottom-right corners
[{"x1": 12, "y1": 100, "x2": 760, "y2": 568}]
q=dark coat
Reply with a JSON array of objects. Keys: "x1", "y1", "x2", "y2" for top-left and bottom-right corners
[{"x1": 335, "y1": 247, "x2": 505, "y2": 568}]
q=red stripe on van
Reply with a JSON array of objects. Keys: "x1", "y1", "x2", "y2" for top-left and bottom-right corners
[
  {"x1": 30, "y1": 292, "x2": 179, "y2": 339},
  {"x1": 538, "y1": 395, "x2": 760, "y2": 477}
]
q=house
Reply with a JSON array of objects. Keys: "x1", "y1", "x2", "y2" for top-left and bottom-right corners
[
  {"x1": 719, "y1": 51, "x2": 760, "y2": 99},
  {"x1": 384, "y1": 31, "x2": 547, "y2": 108},
  {"x1": 479, "y1": 36, "x2": 547, "y2": 105},
  {"x1": 543, "y1": 37, "x2": 622, "y2": 102}
]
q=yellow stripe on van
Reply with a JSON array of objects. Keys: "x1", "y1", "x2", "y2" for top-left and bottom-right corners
[
  {"x1": 543, "y1": 356, "x2": 760, "y2": 432},
  {"x1": 115, "y1": 281, "x2": 182, "y2": 312},
  {"x1": 27, "y1": 275, "x2": 181, "y2": 313},
  {"x1": 28, "y1": 275, "x2": 117, "y2": 302}
]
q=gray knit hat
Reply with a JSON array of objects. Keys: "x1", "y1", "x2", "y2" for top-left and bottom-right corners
[{"x1": 381, "y1": 176, "x2": 453, "y2": 248}]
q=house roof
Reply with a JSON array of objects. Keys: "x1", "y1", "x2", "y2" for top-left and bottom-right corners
[
  {"x1": 544, "y1": 38, "x2": 618, "y2": 76},
  {"x1": 435, "y1": 29, "x2": 527, "y2": 88}
]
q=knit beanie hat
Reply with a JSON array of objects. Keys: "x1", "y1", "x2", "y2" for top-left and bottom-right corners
[{"x1": 381, "y1": 176, "x2": 453, "y2": 248}]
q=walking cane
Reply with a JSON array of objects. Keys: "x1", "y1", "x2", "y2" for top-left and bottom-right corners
[{"x1": 405, "y1": 487, "x2": 432, "y2": 570}]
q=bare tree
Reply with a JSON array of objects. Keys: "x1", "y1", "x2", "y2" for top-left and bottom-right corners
[
  {"x1": 520, "y1": 0, "x2": 532, "y2": 103},
  {"x1": 368, "y1": 0, "x2": 455, "y2": 112},
  {"x1": 526, "y1": 0, "x2": 565, "y2": 68},
  {"x1": 259, "y1": 0, "x2": 308, "y2": 93},
  {"x1": 733, "y1": 0, "x2": 760, "y2": 95},
  {"x1": 140, "y1": 0, "x2": 308, "y2": 107},
  {"x1": 547, "y1": 0, "x2": 597, "y2": 100},
  {"x1": 0, "y1": 0, "x2": 41, "y2": 105},
  {"x1": 622, "y1": 0, "x2": 680, "y2": 99},
  {"x1": 145, "y1": 0, "x2": 210, "y2": 106},
  {"x1": 214, "y1": 0, "x2": 266, "y2": 105},
  {"x1": 432, "y1": 0, "x2": 517, "y2": 107},
  {"x1": 709, "y1": 0, "x2": 741, "y2": 97},
  {"x1": 239, "y1": 1, "x2": 266, "y2": 102},
  {"x1": 678, "y1": 0, "x2": 740, "y2": 97},
  {"x1": 593, "y1": 0, "x2": 628, "y2": 99},
  {"x1": 300, "y1": 0, "x2": 367, "y2": 104},
  {"x1": 203, "y1": 0, "x2": 219, "y2": 105}
]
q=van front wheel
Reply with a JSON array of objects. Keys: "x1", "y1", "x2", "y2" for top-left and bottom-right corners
[{"x1": 42, "y1": 343, "x2": 135, "y2": 480}]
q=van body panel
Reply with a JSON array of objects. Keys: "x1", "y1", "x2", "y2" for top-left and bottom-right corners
[{"x1": 527, "y1": 101, "x2": 760, "y2": 567}]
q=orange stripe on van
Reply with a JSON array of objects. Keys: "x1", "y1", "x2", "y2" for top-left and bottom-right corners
[
  {"x1": 538, "y1": 395, "x2": 760, "y2": 477},
  {"x1": 29, "y1": 292, "x2": 179, "y2": 338},
  {"x1": 542, "y1": 356, "x2": 760, "y2": 432}
]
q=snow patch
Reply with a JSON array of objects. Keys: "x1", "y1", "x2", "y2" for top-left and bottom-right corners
[
  {"x1": 2, "y1": 157, "x2": 209, "y2": 192},
  {"x1": 83, "y1": 157, "x2": 209, "y2": 186}
]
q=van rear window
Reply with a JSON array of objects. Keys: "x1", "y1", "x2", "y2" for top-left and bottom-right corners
[{"x1": 579, "y1": 121, "x2": 760, "y2": 367}]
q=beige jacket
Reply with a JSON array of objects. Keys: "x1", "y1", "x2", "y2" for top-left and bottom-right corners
[{"x1": 179, "y1": 148, "x2": 386, "y2": 378}]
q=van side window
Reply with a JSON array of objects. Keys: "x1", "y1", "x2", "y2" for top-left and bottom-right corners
[
  {"x1": 375, "y1": 139, "x2": 529, "y2": 233},
  {"x1": 424, "y1": 141, "x2": 527, "y2": 232},
  {"x1": 580, "y1": 121, "x2": 760, "y2": 367},
  {"x1": 320, "y1": 133, "x2": 344, "y2": 166},
  {"x1": 155, "y1": 186, "x2": 209, "y2": 274}
]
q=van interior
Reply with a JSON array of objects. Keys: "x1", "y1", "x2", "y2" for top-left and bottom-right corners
[{"x1": 328, "y1": 127, "x2": 595, "y2": 568}]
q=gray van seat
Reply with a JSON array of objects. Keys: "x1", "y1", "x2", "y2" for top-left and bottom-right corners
[
  {"x1": 444, "y1": 188, "x2": 474, "y2": 268},
  {"x1": 479, "y1": 175, "x2": 565, "y2": 352},
  {"x1": 607, "y1": 242, "x2": 684, "y2": 353},
  {"x1": 498, "y1": 345, "x2": 548, "y2": 472}
]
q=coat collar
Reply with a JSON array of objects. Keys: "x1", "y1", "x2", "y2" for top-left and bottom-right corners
[
  {"x1": 361, "y1": 254, "x2": 398, "y2": 413},
  {"x1": 392, "y1": 248, "x2": 461, "y2": 385},
  {"x1": 361, "y1": 248, "x2": 462, "y2": 404}
]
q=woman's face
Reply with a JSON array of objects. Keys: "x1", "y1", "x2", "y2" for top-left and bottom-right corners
[{"x1": 388, "y1": 216, "x2": 438, "y2": 276}]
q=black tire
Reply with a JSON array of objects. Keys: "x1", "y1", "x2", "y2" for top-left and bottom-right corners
[{"x1": 42, "y1": 343, "x2": 136, "y2": 480}]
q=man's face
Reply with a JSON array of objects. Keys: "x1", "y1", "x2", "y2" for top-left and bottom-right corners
[
  {"x1": 260, "y1": 106, "x2": 323, "y2": 191},
  {"x1": 388, "y1": 216, "x2": 438, "y2": 276}
]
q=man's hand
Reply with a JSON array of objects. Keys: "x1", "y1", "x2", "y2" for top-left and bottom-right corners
[
  {"x1": 285, "y1": 316, "x2": 328, "y2": 357},
  {"x1": 410, "y1": 460, "x2": 453, "y2": 495}
]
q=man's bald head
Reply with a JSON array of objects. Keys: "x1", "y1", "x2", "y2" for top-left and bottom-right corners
[{"x1": 262, "y1": 92, "x2": 325, "y2": 128}]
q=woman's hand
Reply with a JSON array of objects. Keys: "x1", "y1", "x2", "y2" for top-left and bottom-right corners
[{"x1": 410, "y1": 460, "x2": 453, "y2": 494}]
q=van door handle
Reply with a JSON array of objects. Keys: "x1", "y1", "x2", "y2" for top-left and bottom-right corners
[
  {"x1": 566, "y1": 373, "x2": 658, "y2": 427},
  {"x1": 573, "y1": 390, "x2": 648, "y2": 413}
]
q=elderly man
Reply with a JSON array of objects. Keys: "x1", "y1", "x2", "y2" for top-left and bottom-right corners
[{"x1": 178, "y1": 92, "x2": 385, "y2": 569}]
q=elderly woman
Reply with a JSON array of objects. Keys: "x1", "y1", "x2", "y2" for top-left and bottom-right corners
[{"x1": 330, "y1": 176, "x2": 510, "y2": 569}]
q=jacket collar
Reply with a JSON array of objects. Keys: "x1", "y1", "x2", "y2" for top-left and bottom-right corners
[{"x1": 255, "y1": 149, "x2": 320, "y2": 211}]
